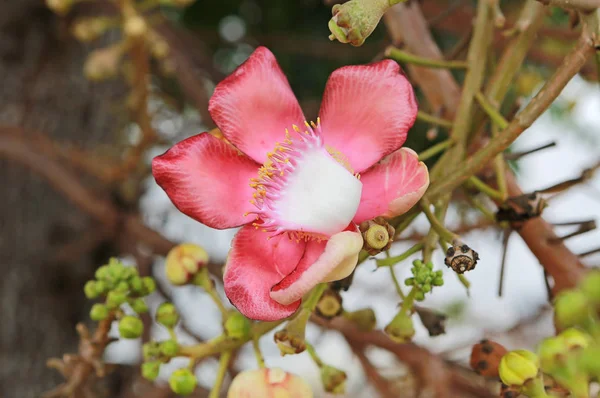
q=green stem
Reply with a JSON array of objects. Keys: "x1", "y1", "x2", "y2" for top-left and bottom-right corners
[
  {"x1": 463, "y1": 191, "x2": 497, "y2": 221},
  {"x1": 420, "y1": 199, "x2": 459, "y2": 243},
  {"x1": 306, "y1": 342, "x2": 324, "y2": 368},
  {"x1": 252, "y1": 337, "x2": 265, "y2": 369},
  {"x1": 492, "y1": 123, "x2": 509, "y2": 200},
  {"x1": 376, "y1": 242, "x2": 423, "y2": 267},
  {"x1": 209, "y1": 351, "x2": 232, "y2": 398},
  {"x1": 385, "y1": 47, "x2": 469, "y2": 69},
  {"x1": 523, "y1": 374, "x2": 551, "y2": 398},
  {"x1": 474, "y1": 92, "x2": 509, "y2": 129},
  {"x1": 419, "y1": 139, "x2": 453, "y2": 161},
  {"x1": 417, "y1": 111, "x2": 453, "y2": 129},
  {"x1": 206, "y1": 288, "x2": 229, "y2": 318},
  {"x1": 302, "y1": 284, "x2": 328, "y2": 311},
  {"x1": 400, "y1": 287, "x2": 417, "y2": 314},
  {"x1": 390, "y1": 266, "x2": 406, "y2": 299},
  {"x1": 467, "y1": 176, "x2": 504, "y2": 201}
]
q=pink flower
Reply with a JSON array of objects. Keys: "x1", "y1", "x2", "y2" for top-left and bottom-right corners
[{"x1": 152, "y1": 47, "x2": 429, "y2": 321}]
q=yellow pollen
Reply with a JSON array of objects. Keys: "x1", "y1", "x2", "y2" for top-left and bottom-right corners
[{"x1": 326, "y1": 145, "x2": 355, "y2": 174}]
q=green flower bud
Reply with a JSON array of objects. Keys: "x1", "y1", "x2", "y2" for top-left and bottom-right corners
[
  {"x1": 122, "y1": 266, "x2": 136, "y2": 280},
  {"x1": 142, "y1": 277, "x2": 156, "y2": 295},
  {"x1": 538, "y1": 336, "x2": 567, "y2": 373},
  {"x1": 384, "y1": 311, "x2": 414, "y2": 343},
  {"x1": 143, "y1": 342, "x2": 161, "y2": 360},
  {"x1": 414, "y1": 291, "x2": 425, "y2": 301},
  {"x1": 224, "y1": 312, "x2": 251, "y2": 340},
  {"x1": 156, "y1": 302, "x2": 179, "y2": 328},
  {"x1": 90, "y1": 303, "x2": 109, "y2": 321},
  {"x1": 499, "y1": 350, "x2": 539, "y2": 386},
  {"x1": 578, "y1": 345, "x2": 600, "y2": 377},
  {"x1": 559, "y1": 327, "x2": 592, "y2": 350},
  {"x1": 94, "y1": 280, "x2": 108, "y2": 295},
  {"x1": 107, "y1": 258, "x2": 125, "y2": 279},
  {"x1": 129, "y1": 276, "x2": 143, "y2": 293},
  {"x1": 404, "y1": 277, "x2": 415, "y2": 286},
  {"x1": 343, "y1": 308, "x2": 377, "y2": 332},
  {"x1": 160, "y1": 339, "x2": 180, "y2": 357},
  {"x1": 142, "y1": 361, "x2": 161, "y2": 381},
  {"x1": 114, "y1": 281, "x2": 129, "y2": 293},
  {"x1": 554, "y1": 289, "x2": 591, "y2": 328},
  {"x1": 432, "y1": 276, "x2": 444, "y2": 286},
  {"x1": 95, "y1": 265, "x2": 110, "y2": 280},
  {"x1": 165, "y1": 243, "x2": 209, "y2": 286},
  {"x1": 118, "y1": 315, "x2": 144, "y2": 339},
  {"x1": 321, "y1": 365, "x2": 347, "y2": 394},
  {"x1": 412, "y1": 259, "x2": 423, "y2": 267},
  {"x1": 426, "y1": 261, "x2": 434, "y2": 270},
  {"x1": 169, "y1": 368, "x2": 197, "y2": 396},
  {"x1": 84, "y1": 281, "x2": 99, "y2": 299},
  {"x1": 106, "y1": 290, "x2": 127, "y2": 309},
  {"x1": 328, "y1": 0, "x2": 394, "y2": 47},
  {"x1": 131, "y1": 298, "x2": 149, "y2": 314},
  {"x1": 580, "y1": 270, "x2": 600, "y2": 305},
  {"x1": 422, "y1": 283, "x2": 431, "y2": 293}
]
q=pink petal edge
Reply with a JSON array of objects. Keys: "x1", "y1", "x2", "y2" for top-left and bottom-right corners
[
  {"x1": 270, "y1": 226, "x2": 363, "y2": 306},
  {"x1": 208, "y1": 47, "x2": 306, "y2": 165},
  {"x1": 319, "y1": 60, "x2": 418, "y2": 173},
  {"x1": 152, "y1": 133, "x2": 259, "y2": 230},
  {"x1": 223, "y1": 225, "x2": 307, "y2": 321},
  {"x1": 352, "y1": 147, "x2": 429, "y2": 224}
]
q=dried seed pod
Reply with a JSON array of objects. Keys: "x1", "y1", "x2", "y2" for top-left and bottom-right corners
[
  {"x1": 469, "y1": 339, "x2": 508, "y2": 378},
  {"x1": 496, "y1": 192, "x2": 547, "y2": 226},
  {"x1": 415, "y1": 306, "x2": 446, "y2": 337},
  {"x1": 444, "y1": 242, "x2": 479, "y2": 274}
]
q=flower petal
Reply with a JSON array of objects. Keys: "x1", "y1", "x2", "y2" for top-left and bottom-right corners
[
  {"x1": 319, "y1": 60, "x2": 418, "y2": 172},
  {"x1": 209, "y1": 47, "x2": 305, "y2": 164},
  {"x1": 152, "y1": 133, "x2": 259, "y2": 230},
  {"x1": 223, "y1": 225, "x2": 307, "y2": 321},
  {"x1": 270, "y1": 226, "x2": 363, "y2": 306},
  {"x1": 352, "y1": 148, "x2": 429, "y2": 224}
]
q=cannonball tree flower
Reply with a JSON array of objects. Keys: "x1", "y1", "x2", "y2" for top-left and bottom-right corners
[{"x1": 152, "y1": 47, "x2": 429, "y2": 321}]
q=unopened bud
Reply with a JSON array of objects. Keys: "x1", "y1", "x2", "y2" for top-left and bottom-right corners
[
  {"x1": 321, "y1": 365, "x2": 347, "y2": 394},
  {"x1": 160, "y1": 339, "x2": 180, "y2": 357},
  {"x1": 106, "y1": 290, "x2": 127, "y2": 309},
  {"x1": 169, "y1": 368, "x2": 197, "y2": 396},
  {"x1": 156, "y1": 302, "x2": 180, "y2": 328},
  {"x1": 46, "y1": 0, "x2": 73, "y2": 16},
  {"x1": 143, "y1": 342, "x2": 161, "y2": 360},
  {"x1": 84, "y1": 45, "x2": 123, "y2": 82},
  {"x1": 359, "y1": 217, "x2": 394, "y2": 255},
  {"x1": 343, "y1": 308, "x2": 376, "y2": 332},
  {"x1": 118, "y1": 315, "x2": 144, "y2": 339},
  {"x1": 90, "y1": 303, "x2": 109, "y2": 321},
  {"x1": 130, "y1": 298, "x2": 148, "y2": 314},
  {"x1": 499, "y1": 350, "x2": 539, "y2": 387},
  {"x1": 124, "y1": 16, "x2": 148, "y2": 39},
  {"x1": 224, "y1": 312, "x2": 251, "y2": 340},
  {"x1": 553, "y1": 289, "x2": 591, "y2": 329},
  {"x1": 559, "y1": 328, "x2": 592, "y2": 350},
  {"x1": 384, "y1": 311, "x2": 414, "y2": 343},
  {"x1": 328, "y1": 0, "x2": 391, "y2": 47},
  {"x1": 142, "y1": 361, "x2": 161, "y2": 381},
  {"x1": 580, "y1": 270, "x2": 600, "y2": 305},
  {"x1": 315, "y1": 289, "x2": 343, "y2": 319},
  {"x1": 227, "y1": 368, "x2": 313, "y2": 398},
  {"x1": 84, "y1": 281, "x2": 99, "y2": 299},
  {"x1": 142, "y1": 276, "x2": 156, "y2": 295},
  {"x1": 165, "y1": 243, "x2": 209, "y2": 286}
]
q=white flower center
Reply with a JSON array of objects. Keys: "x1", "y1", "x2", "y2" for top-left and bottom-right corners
[{"x1": 248, "y1": 121, "x2": 362, "y2": 238}]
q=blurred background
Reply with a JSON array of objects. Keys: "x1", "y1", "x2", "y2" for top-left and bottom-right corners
[{"x1": 0, "y1": 0, "x2": 599, "y2": 397}]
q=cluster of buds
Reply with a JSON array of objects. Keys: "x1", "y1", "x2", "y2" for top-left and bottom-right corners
[
  {"x1": 553, "y1": 270, "x2": 600, "y2": 330},
  {"x1": 84, "y1": 258, "x2": 155, "y2": 338},
  {"x1": 404, "y1": 259, "x2": 444, "y2": 301},
  {"x1": 358, "y1": 217, "x2": 394, "y2": 256},
  {"x1": 227, "y1": 368, "x2": 313, "y2": 398}
]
